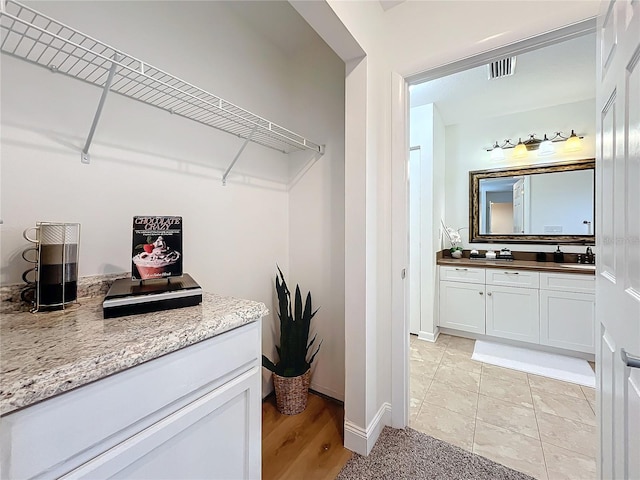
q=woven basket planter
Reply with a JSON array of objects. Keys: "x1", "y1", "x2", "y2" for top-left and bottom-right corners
[{"x1": 272, "y1": 369, "x2": 311, "y2": 415}]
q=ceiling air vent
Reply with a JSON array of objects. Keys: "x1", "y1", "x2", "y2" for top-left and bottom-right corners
[{"x1": 488, "y1": 57, "x2": 517, "y2": 79}]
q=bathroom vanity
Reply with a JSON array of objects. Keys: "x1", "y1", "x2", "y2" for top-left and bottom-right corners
[
  {"x1": 438, "y1": 259, "x2": 595, "y2": 356},
  {"x1": 0, "y1": 292, "x2": 267, "y2": 479}
]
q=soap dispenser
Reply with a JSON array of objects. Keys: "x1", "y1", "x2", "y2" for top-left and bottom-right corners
[{"x1": 553, "y1": 246, "x2": 564, "y2": 263}]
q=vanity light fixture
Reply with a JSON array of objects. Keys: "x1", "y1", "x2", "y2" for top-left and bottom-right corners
[{"x1": 485, "y1": 130, "x2": 584, "y2": 157}]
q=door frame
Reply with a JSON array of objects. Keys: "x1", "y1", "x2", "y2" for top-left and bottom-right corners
[{"x1": 390, "y1": 18, "x2": 597, "y2": 429}]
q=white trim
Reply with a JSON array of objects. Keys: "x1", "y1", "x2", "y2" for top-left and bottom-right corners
[
  {"x1": 390, "y1": 71, "x2": 409, "y2": 429},
  {"x1": 344, "y1": 402, "x2": 392, "y2": 455},
  {"x1": 417, "y1": 329, "x2": 440, "y2": 343}
]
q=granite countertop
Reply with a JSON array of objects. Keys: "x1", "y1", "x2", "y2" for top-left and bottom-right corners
[
  {"x1": 437, "y1": 258, "x2": 596, "y2": 275},
  {"x1": 0, "y1": 292, "x2": 268, "y2": 416}
]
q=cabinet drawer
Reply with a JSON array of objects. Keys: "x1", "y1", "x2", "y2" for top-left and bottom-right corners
[
  {"x1": 439, "y1": 266, "x2": 485, "y2": 284},
  {"x1": 540, "y1": 272, "x2": 595, "y2": 293},
  {"x1": 486, "y1": 269, "x2": 539, "y2": 288}
]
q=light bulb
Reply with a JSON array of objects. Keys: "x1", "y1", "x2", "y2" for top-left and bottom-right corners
[
  {"x1": 565, "y1": 130, "x2": 582, "y2": 152},
  {"x1": 538, "y1": 134, "x2": 555, "y2": 156},
  {"x1": 490, "y1": 141, "x2": 505, "y2": 161},
  {"x1": 513, "y1": 138, "x2": 528, "y2": 158}
]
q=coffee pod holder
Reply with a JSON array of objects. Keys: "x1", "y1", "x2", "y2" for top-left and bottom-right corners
[{"x1": 21, "y1": 222, "x2": 81, "y2": 313}]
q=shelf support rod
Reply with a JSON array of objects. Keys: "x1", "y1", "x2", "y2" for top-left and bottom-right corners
[
  {"x1": 81, "y1": 53, "x2": 120, "y2": 164},
  {"x1": 222, "y1": 124, "x2": 258, "y2": 186}
]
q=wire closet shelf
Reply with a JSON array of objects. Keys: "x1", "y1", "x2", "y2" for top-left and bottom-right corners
[{"x1": 0, "y1": 0, "x2": 324, "y2": 156}]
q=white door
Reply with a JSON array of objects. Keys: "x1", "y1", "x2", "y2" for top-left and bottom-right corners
[
  {"x1": 409, "y1": 147, "x2": 421, "y2": 335},
  {"x1": 513, "y1": 177, "x2": 526, "y2": 234},
  {"x1": 596, "y1": 1, "x2": 640, "y2": 479}
]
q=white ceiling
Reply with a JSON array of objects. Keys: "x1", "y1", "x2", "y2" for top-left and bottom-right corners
[
  {"x1": 379, "y1": 1, "x2": 406, "y2": 11},
  {"x1": 410, "y1": 33, "x2": 596, "y2": 126}
]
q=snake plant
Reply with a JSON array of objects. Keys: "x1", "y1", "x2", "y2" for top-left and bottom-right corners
[{"x1": 262, "y1": 267, "x2": 321, "y2": 377}]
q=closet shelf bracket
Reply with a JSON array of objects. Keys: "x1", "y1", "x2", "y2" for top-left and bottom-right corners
[
  {"x1": 81, "y1": 54, "x2": 120, "y2": 164},
  {"x1": 222, "y1": 124, "x2": 258, "y2": 186}
]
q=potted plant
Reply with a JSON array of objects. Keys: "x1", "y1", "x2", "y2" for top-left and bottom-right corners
[
  {"x1": 442, "y1": 220, "x2": 465, "y2": 258},
  {"x1": 262, "y1": 267, "x2": 322, "y2": 415}
]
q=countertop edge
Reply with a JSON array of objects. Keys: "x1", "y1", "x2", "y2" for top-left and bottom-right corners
[{"x1": 436, "y1": 258, "x2": 595, "y2": 275}]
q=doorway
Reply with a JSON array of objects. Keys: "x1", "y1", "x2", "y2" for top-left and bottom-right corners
[{"x1": 403, "y1": 23, "x2": 597, "y2": 479}]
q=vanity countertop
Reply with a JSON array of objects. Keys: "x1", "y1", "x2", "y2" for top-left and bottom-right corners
[
  {"x1": 437, "y1": 258, "x2": 596, "y2": 275},
  {"x1": 0, "y1": 292, "x2": 268, "y2": 416}
]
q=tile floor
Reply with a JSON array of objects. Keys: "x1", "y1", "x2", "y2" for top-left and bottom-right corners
[{"x1": 410, "y1": 333, "x2": 596, "y2": 480}]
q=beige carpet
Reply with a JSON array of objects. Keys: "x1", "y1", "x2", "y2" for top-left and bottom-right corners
[{"x1": 336, "y1": 426, "x2": 534, "y2": 480}]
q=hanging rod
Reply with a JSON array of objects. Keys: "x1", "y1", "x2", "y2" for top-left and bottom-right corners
[{"x1": 0, "y1": 0, "x2": 324, "y2": 161}]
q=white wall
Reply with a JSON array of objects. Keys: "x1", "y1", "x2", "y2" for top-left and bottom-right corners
[
  {"x1": 1, "y1": 1, "x2": 345, "y2": 400},
  {"x1": 445, "y1": 99, "x2": 596, "y2": 252},
  {"x1": 287, "y1": 35, "x2": 345, "y2": 401},
  {"x1": 298, "y1": 0, "x2": 600, "y2": 455},
  {"x1": 529, "y1": 169, "x2": 594, "y2": 235}
]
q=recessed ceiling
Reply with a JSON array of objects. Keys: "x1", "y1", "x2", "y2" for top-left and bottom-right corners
[{"x1": 410, "y1": 33, "x2": 596, "y2": 125}]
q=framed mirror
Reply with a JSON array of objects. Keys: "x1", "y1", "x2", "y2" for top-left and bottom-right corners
[{"x1": 469, "y1": 158, "x2": 595, "y2": 244}]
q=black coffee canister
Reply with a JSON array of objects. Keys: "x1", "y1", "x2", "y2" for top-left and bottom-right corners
[{"x1": 536, "y1": 252, "x2": 547, "y2": 262}]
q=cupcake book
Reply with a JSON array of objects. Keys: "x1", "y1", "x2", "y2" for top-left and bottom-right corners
[{"x1": 131, "y1": 216, "x2": 183, "y2": 280}]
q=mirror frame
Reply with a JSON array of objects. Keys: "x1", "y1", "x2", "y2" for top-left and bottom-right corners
[{"x1": 469, "y1": 158, "x2": 595, "y2": 245}]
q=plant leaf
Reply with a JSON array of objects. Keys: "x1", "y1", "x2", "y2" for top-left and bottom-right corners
[
  {"x1": 262, "y1": 355, "x2": 277, "y2": 373},
  {"x1": 308, "y1": 340, "x2": 323, "y2": 366}
]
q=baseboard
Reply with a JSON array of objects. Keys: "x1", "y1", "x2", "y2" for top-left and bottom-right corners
[
  {"x1": 417, "y1": 328, "x2": 440, "y2": 343},
  {"x1": 344, "y1": 402, "x2": 392, "y2": 455},
  {"x1": 310, "y1": 382, "x2": 344, "y2": 402}
]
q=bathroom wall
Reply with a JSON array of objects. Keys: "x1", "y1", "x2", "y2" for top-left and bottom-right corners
[
  {"x1": 444, "y1": 98, "x2": 596, "y2": 253},
  {"x1": 0, "y1": 1, "x2": 345, "y2": 399}
]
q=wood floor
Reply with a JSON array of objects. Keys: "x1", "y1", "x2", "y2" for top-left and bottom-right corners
[{"x1": 262, "y1": 393, "x2": 353, "y2": 480}]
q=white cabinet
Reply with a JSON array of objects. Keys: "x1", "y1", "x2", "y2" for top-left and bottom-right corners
[
  {"x1": 486, "y1": 285, "x2": 539, "y2": 343},
  {"x1": 485, "y1": 269, "x2": 539, "y2": 344},
  {"x1": 438, "y1": 266, "x2": 594, "y2": 355},
  {"x1": 1, "y1": 322, "x2": 262, "y2": 480},
  {"x1": 540, "y1": 273, "x2": 595, "y2": 354},
  {"x1": 439, "y1": 280, "x2": 486, "y2": 334}
]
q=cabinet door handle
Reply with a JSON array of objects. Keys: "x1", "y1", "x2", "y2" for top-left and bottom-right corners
[
  {"x1": 455, "y1": 268, "x2": 468, "y2": 271},
  {"x1": 504, "y1": 272, "x2": 519, "y2": 275},
  {"x1": 621, "y1": 349, "x2": 640, "y2": 369},
  {"x1": 479, "y1": 291, "x2": 483, "y2": 295},
  {"x1": 487, "y1": 292, "x2": 492, "y2": 296}
]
